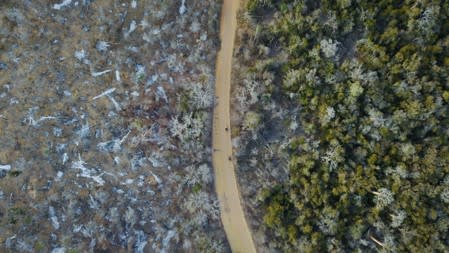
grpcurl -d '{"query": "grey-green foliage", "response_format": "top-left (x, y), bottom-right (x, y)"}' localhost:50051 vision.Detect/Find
top-left (244, 0), bottom-right (449, 252)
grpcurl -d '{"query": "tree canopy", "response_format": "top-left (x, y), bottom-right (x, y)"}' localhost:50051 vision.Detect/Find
top-left (244, 0), bottom-right (449, 251)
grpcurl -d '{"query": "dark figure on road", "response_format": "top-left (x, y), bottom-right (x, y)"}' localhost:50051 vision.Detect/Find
top-left (228, 156), bottom-right (232, 161)
top-left (225, 127), bottom-right (229, 131)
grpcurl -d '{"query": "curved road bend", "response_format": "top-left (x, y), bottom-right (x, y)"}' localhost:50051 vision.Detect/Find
top-left (213, 0), bottom-right (257, 253)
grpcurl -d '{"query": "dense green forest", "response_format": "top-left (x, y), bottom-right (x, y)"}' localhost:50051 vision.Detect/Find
top-left (245, 0), bottom-right (449, 252)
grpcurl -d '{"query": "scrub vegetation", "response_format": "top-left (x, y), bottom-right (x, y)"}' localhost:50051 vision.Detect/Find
top-left (233, 0), bottom-right (449, 252)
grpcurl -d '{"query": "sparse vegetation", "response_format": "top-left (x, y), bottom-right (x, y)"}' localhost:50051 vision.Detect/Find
top-left (0, 0), bottom-right (228, 252)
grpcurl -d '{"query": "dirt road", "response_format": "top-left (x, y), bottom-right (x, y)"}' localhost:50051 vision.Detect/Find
top-left (213, 1), bottom-right (257, 253)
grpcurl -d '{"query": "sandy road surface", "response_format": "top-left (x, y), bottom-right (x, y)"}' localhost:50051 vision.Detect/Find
top-left (213, 0), bottom-right (257, 253)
